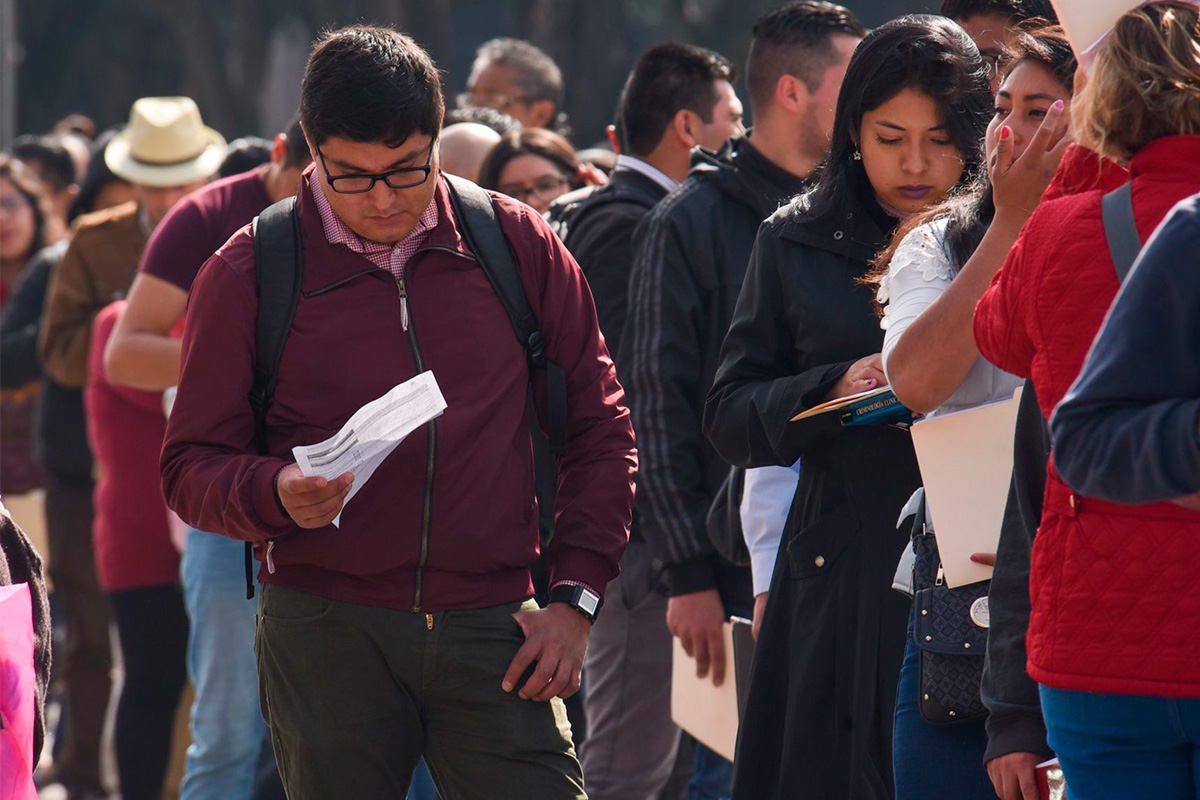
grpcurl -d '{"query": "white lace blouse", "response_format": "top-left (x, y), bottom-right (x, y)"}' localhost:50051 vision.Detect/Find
top-left (878, 218), bottom-right (1022, 418)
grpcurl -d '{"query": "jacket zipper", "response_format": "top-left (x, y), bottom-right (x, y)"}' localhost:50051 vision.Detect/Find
top-left (397, 273), bottom-right (437, 613)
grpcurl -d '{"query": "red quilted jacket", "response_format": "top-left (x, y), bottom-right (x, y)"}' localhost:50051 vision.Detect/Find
top-left (975, 137), bottom-right (1200, 698)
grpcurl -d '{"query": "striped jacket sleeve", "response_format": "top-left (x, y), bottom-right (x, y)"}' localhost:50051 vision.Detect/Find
top-left (619, 190), bottom-right (720, 583)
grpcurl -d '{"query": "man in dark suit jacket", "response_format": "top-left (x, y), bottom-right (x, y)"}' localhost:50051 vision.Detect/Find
top-left (549, 41), bottom-right (745, 800)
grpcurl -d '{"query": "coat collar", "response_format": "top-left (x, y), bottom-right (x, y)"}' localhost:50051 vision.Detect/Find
top-left (778, 190), bottom-right (896, 264)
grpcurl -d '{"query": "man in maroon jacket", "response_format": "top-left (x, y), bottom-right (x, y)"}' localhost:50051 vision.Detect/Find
top-left (160, 25), bottom-right (636, 800)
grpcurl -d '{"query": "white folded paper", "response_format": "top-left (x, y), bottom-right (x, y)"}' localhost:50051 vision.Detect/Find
top-left (292, 371), bottom-right (447, 527)
top-left (909, 387), bottom-right (1023, 587)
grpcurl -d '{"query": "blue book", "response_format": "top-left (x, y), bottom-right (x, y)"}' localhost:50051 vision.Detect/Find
top-left (791, 386), bottom-right (914, 430)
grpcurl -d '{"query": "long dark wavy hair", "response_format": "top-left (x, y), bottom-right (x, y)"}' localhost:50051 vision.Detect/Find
top-left (868, 21), bottom-right (1076, 288)
top-left (796, 14), bottom-right (992, 229)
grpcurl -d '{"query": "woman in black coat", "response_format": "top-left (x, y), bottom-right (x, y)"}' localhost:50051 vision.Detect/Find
top-left (702, 16), bottom-right (992, 800)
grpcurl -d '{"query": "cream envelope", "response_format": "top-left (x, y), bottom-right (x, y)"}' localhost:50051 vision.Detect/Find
top-left (909, 387), bottom-right (1023, 588)
top-left (671, 623), bottom-right (739, 761)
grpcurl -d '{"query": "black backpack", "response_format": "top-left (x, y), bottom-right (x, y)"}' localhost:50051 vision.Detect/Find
top-left (240, 175), bottom-right (568, 598)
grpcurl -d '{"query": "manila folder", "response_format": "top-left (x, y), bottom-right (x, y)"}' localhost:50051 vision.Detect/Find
top-left (909, 387), bottom-right (1022, 587)
top-left (671, 622), bottom-right (739, 762)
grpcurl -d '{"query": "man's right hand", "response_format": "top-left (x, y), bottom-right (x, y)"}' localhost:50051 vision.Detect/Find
top-left (667, 588), bottom-right (727, 686)
top-left (827, 353), bottom-right (887, 401)
top-left (275, 463), bottom-right (354, 528)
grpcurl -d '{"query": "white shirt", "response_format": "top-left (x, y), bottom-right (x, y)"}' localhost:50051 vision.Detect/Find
top-left (739, 463), bottom-right (800, 596)
top-left (613, 154), bottom-right (678, 194)
top-left (877, 218), bottom-right (1022, 593)
top-left (879, 218), bottom-right (1023, 418)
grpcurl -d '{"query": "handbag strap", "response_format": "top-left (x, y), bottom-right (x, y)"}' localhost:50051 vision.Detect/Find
top-left (1101, 183), bottom-right (1142, 284)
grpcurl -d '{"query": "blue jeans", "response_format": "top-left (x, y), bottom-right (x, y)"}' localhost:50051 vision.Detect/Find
top-left (690, 743), bottom-right (733, 800)
top-left (1041, 685), bottom-right (1200, 800)
top-left (893, 615), bottom-right (993, 799)
top-left (407, 759), bottom-right (437, 800)
top-left (180, 528), bottom-right (268, 800)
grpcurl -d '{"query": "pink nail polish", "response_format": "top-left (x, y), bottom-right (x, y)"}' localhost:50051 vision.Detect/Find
top-left (1054, 99), bottom-right (1064, 109)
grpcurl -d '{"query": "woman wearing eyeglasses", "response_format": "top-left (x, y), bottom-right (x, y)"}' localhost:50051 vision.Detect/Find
top-left (478, 129), bottom-right (605, 216)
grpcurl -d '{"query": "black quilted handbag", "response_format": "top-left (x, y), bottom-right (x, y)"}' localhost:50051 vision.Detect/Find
top-left (911, 504), bottom-right (990, 725)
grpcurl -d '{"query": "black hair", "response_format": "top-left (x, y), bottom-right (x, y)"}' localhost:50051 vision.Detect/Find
top-left (443, 106), bottom-right (523, 135)
top-left (941, 0), bottom-right (1058, 23)
top-left (746, 2), bottom-right (866, 112)
top-left (477, 128), bottom-right (581, 193)
top-left (936, 22), bottom-right (1076, 266)
top-left (798, 14), bottom-right (992, 229)
top-left (616, 42), bottom-right (736, 157)
top-left (1004, 19), bottom-right (1076, 96)
top-left (869, 21), bottom-right (1076, 297)
top-left (69, 128), bottom-right (129, 222)
top-left (300, 25), bottom-right (444, 149)
top-left (217, 137), bottom-right (273, 179)
top-left (282, 115), bottom-right (312, 169)
top-left (11, 136), bottom-right (76, 193)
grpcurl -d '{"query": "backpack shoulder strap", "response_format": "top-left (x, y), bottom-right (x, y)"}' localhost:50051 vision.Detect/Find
top-left (246, 195), bottom-right (302, 600)
top-left (250, 196), bottom-right (302, 452)
top-left (443, 174), bottom-right (568, 455)
top-left (442, 175), bottom-right (538, 346)
top-left (1102, 182), bottom-right (1142, 285)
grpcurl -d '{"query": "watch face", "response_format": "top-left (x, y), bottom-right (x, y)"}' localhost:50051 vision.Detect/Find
top-left (577, 589), bottom-right (600, 617)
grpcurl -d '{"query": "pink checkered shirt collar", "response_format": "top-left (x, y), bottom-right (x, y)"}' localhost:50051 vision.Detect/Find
top-left (309, 174), bottom-right (439, 280)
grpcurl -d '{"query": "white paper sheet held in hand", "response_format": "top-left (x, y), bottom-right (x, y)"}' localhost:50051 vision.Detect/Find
top-left (292, 371), bottom-right (447, 526)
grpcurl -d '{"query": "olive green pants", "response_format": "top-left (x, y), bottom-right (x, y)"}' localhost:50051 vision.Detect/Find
top-left (254, 583), bottom-right (585, 799)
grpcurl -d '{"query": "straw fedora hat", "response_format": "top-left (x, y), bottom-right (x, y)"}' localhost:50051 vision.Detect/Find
top-left (105, 97), bottom-right (227, 187)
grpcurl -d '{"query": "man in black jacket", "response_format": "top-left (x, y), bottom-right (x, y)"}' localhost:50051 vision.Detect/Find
top-left (554, 42), bottom-right (742, 800)
top-left (619, 1), bottom-right (863, 791)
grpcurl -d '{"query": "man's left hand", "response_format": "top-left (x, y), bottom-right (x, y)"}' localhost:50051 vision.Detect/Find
top-left (502, 602), bottom-right (592, 702)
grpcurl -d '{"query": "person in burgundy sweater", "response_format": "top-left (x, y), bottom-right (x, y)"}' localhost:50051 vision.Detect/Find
top-left (973, 4), bottom-right (1200, 796)
top-left (160, 26), bottom-right (635, 799)
top-left (86, 300), bottom-right (187, 800)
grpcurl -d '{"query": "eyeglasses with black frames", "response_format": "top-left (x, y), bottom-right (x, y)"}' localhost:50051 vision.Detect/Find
top-left (497, 174), bottom-right (570, 205)
top-left (315, 142), bottom-right (435, 194)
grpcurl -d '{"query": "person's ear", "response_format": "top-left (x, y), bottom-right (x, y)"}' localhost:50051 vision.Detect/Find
top-left (775, 74), bottom-right (810, 115)
top-left (528, 99), bottom-right (557, 129)
top-left (672, 109), bottom-right (700, 149)
top-left (271, 134), bottom-right (288, 166)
